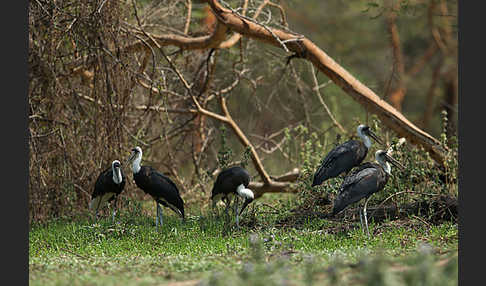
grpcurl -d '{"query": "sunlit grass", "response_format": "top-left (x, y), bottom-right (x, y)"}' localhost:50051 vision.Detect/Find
top-left (29, 204), bottom-right (457, 286)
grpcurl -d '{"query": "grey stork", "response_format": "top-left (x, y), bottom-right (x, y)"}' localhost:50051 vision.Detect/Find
top-left (89, 160), bottom-right (126, 223)
top-left (312, 124), bottom-right (383, 187)
top-left (331, 149), bottom-right (404, 237)
top-left (211, 166), bottom-right (254, 227)
top-left (126, 146), bottom-right (185, 230)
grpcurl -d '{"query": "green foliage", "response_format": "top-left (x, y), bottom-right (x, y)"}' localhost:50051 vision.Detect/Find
top-left (217, 125), bottom-right (234, 170)
top-left (383, 112), bottom-right (458, 206)
top-left (240, 146), bottom-right (252, 169)
top-left (287, 114), bottom-right (458, 220)
top-left (281, 124), bottom-right (339, 211)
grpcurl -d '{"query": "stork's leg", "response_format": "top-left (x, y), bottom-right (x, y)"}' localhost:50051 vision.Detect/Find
top-left (234, 196), bottom-right (240, 228)
top-left (155, 202), bottom-right (162, 231)
top-left (93, 199), bottom-right (101, 223)
top-left (157, 203), bottom-right (164, 230)
top-left (363, 196), bottom-right (372, 238)
top-left (94, 205), bottom-right (101, 223)
top-left (359, 203), bottom-right (364, 231)
top-left (111, 197), bottom-right (118, 224)
top-left (223, 196), bottom-right (230, 219)
top-left (155, 203), bottom-right (159, 230)
top-left (211, 198), bottom-right (218, 218)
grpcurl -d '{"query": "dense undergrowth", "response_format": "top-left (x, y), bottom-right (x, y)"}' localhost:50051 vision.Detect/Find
top-left (283, 113), bottom-right (458, 223)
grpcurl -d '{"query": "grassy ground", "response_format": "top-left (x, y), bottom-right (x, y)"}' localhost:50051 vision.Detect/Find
top-left (29, 198), bottom-right (457, 286)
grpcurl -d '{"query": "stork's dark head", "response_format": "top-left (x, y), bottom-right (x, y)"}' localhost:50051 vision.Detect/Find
top-left (111, 160), bottom-right (123, 184)
top-left (375, 150), bottom-right (404, 175)
top-left (132, 146), bottom-right (142, 154)
top-left (126, 146), bottom-right (142, 164)
top-left (357, 124), bottom-right (384, 145)
top-left (112, 160), bottom-right (121, 169)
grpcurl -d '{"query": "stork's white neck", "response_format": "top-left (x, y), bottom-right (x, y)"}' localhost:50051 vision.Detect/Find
top-left (112, 167), bottom-right (123, 184)
top-left (376, 157), bottom-right (391, 175)
top-left (383, 162), bottom-right (391, 175)
top-left (132, 153), bottom-right (142, 174)
top-left (236, 184), bottom-right (254, 200)
top-left (358, 129), bottom-right (372, 148)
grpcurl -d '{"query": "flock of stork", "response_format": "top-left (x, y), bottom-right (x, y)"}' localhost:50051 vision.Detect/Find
top-left (89, 124), bottom-right (404, 237)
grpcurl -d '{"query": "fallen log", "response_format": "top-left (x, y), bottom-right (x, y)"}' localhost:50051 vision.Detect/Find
top-left (282, 195), bottom-right (457, 225)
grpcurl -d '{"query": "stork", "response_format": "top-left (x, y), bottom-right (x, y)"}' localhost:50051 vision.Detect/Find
top-left (211, 166), bottom-right (254, 227)
top-left (312, 124), bottom-right (383, 187)
top-left (89, 160), bottom-right (126, 223)
top-left (331, 149), bottom-right (404, 237)
top-left (126, 146), bottom-right (185, 230)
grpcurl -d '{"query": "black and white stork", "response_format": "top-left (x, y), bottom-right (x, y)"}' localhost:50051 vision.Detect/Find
top-left (312, 124), bottom-right (383, 187)
top-left (89, 160), bottom-right (126, 222)
top-left (211, 166), bottom-right (254, 227)
top-left (331, 149), bottom-right (404, 237)
top-left (126, 146), bottom-right (185, 230)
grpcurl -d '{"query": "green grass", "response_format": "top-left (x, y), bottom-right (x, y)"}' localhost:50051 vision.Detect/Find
top-left (29, 203), bottom-right (458, 286)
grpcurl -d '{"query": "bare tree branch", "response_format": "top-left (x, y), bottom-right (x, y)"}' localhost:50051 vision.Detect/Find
top-left (308, 62), bottom-right (346, 134)
top-left (421, 58), bottom-right (444, 129)
top-left (184, 0), bottom-right (192, 35)
top-left (205, 0), bottom-right (447, 164)
top-left (385, 0), bottom-right (407, 112)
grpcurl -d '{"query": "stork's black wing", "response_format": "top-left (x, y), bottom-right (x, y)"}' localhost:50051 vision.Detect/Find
top-left (90, 166), bottom-right (126, 211)
top-left (152, 170), bottom-right (180, 195)
top-left (339, 162), bottom-right (376, 189)
top-left (92, 167), bottom-right (112, 199)
top-left (145, 167), bottom-right (185, 219)
top-left (92, 167), bottom-right (125, 198)
top-left (332, 163), bottom-right (384, 215)
top-left (211, 166), bottom-right (250, 199)
top-left (312, 140), bottom-right (367, 186)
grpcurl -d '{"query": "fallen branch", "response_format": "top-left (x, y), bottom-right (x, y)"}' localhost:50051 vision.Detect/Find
top-left (249, 180), bottom-right (296, 198)
top-left (288, 195), bottom-right (457, 226)
top-left (334, 195), bottom-right (457, 224)
top-left (65, 0), bottom-right (447, 164)
top-left (205, 0), bottom-right (447, 164)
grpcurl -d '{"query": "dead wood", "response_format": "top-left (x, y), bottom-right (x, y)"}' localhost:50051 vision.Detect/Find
top-left (204, 0), bottom-right (447, 164)
top-left (301, 195), bottom-right (457, 225)
top-left (63, 0), bottom-right (451, 199)
top-left (66, 0), bottom-right (447, 165)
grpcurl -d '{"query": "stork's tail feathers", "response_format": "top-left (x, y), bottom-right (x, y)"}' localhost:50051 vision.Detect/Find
top-left (330, 208), bottom-right (339, 217)
top-left (89, 196), bottom-right (100, 211)
top-left (311, 174), bottom-right (326, 187)
top-left (89, 193), bottom-right (115, 212)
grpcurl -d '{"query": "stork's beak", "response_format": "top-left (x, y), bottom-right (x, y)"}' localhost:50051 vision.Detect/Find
top-left (239, 198), bottom-right (254, 216)
top-left (125, 151), bottom-right (136, 165)
top-left (367, 130), bottom-right (384, 145)
top-left (384, 153), bottom-right (405, 171)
